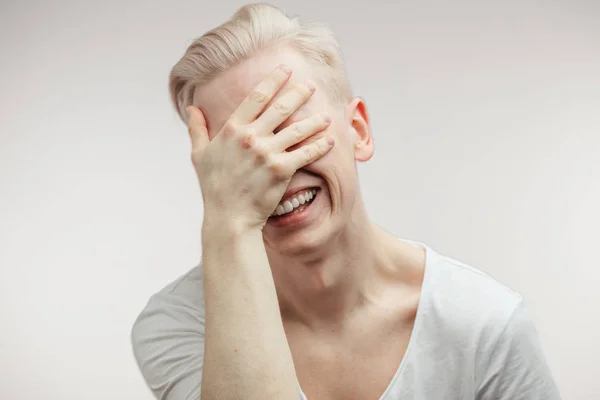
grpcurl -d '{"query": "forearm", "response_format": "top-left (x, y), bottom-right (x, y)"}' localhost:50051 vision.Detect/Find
top-left (199, 221), bottom-right (298, 400)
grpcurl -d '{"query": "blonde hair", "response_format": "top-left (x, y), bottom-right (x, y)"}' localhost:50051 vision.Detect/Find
top-left (168, 3), bottom-right (352, 122)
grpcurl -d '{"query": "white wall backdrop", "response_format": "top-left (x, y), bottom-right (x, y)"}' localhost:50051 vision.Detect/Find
top-left (1, 0), bottom-right (599, 399)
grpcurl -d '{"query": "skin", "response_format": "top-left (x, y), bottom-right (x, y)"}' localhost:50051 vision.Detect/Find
top-left (190, 47), bottom-right (426, 400)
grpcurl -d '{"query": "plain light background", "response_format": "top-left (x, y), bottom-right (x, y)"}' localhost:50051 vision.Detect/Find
top-left (1, 0), bottom-right (599, 399)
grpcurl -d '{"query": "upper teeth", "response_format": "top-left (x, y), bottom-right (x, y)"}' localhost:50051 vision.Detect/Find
top-left (272, 189), bottom-right (317, 216)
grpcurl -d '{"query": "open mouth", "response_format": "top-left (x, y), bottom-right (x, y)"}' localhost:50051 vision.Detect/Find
top-left (270, 187), bottom-right (320, 219)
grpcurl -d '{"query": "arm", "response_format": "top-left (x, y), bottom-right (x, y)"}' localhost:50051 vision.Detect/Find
top-left (200, 223), bottom-right (298, 400)
top-left (130, 238), bottom-right (297, 400)
top-left (140, 62), bottom-right (332, 400)
top-left (477, 300), bottom-right (562, 400)
top-left (132, 64), bottom-right (333, 400)
top-left (187, 64), bottom-right (332, 399)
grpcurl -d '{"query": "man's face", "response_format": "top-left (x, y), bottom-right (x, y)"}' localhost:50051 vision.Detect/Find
top-left (194, 48), bottom-right (374, 255)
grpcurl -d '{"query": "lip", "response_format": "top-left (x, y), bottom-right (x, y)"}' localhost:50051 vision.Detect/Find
top-left (267, 188), bottom-right (321, 228)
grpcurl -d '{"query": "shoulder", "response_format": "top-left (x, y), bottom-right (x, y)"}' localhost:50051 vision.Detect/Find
top-left (132, 264), bottom-right (205, 335)
top-left (417, 246), bottom-right (560, 397)
top-left (423, 246), bottom-right (523, 330)
top-left (131, 263), bottom-right (205, 345)
top-left (414, 245), bottom-right (525, 361)
top-left (130, 264), bottom-right (206, 399)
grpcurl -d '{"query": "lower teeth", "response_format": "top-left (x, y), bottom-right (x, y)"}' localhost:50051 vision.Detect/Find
top-left (288, 203), bottom-right (309, 215)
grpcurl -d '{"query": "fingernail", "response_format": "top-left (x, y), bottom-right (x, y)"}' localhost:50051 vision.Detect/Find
top-left (323, 115), bottom-right (331, 123)
top-left (327, 137), bottom-right (335, 146)
top-left (279, 64), bottom-right (292, 74)
top-left (305, 80), bottom-right (316, 92)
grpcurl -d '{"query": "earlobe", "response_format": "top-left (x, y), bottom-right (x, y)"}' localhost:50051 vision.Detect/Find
top-left (347, 97), bottom-right (374, 162)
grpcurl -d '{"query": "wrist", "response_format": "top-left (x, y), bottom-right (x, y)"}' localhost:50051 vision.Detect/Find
top-left (200, 218), bottom-right (268, 276)
top-left (202, 216), bottom-right (262, 242)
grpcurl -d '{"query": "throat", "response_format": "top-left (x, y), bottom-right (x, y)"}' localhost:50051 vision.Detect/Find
top-left (271, 222), bottom-right (386, 327)
top-left (278, 260), bottom-right (369, 329)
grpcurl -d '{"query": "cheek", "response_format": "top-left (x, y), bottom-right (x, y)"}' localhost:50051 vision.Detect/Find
top-left (330, 120), bottom-right (355, 147)
top-left (311, 126), bottom-right (356, 169)
top-left (308, 142), bottom-right (355, 180)
top-left (333, 129), bottom-right (359, 162)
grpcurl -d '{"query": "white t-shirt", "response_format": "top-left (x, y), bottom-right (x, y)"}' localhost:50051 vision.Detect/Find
top-left (131, 241), bottom-right (561, 399)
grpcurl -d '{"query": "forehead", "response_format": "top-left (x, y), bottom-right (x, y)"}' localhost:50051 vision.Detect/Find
top-left (194, 49), bottom-right (328, 135)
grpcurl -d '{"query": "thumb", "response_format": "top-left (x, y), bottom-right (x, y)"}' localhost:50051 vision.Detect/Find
top-left (186, 106), bottom-right (210, 152)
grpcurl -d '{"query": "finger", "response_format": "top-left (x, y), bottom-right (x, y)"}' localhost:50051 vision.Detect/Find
top-left (229, 64), bottom-right (292, 124)
top-left (255, 80), bottom-right (315, 134)
top-left (285, 136), bottom-right (335, 170)
top-left (269, 114), bottom-right (331, 152)
top-left (186, 106), bottom-right (210, 151)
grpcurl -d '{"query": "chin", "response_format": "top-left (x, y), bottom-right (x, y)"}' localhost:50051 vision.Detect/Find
top-left (265, 223), bottom-right (332, 257)
top-left (263, 187), bottom-right (340, 256)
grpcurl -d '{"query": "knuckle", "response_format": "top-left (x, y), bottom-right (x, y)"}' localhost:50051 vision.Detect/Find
top-left (267, 158), bottom-right (289, 179)
top-left (221, 121), bottom-right (238, 137)
top-left (302, 146), bottom-right (315, 163)
top-left (291, 123), bottom-right (305, 140)
top-left (273, 101), bottom-right (292, 117)
top-left (248, 89), bottom-right (268, 104)
top-left (263, 73), bottom-right (278, 87)
top-left (252, 143), bottom-right (269, 163)
top-left (239, 127), bottom-right (256, 149)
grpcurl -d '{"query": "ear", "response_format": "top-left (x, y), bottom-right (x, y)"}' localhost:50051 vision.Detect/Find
top-left (345, 97), bottom-right (374, 162)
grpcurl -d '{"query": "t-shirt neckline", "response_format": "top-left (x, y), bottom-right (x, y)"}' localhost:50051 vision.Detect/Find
top-left (298, 239), bottom-right (436, 400)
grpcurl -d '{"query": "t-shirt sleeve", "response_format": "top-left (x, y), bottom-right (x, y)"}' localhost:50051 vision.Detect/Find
top-left (477, 300), bottom-right (562, 400)
top-left (131, 290), bottom-right (205, 400)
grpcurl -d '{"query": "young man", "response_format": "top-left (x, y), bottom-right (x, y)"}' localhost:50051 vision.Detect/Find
top-left (131, 4), bottom-right (561, 400)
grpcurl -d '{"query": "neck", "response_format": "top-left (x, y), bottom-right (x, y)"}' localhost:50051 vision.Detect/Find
top-left (266, 202), bottom-right (412, 331)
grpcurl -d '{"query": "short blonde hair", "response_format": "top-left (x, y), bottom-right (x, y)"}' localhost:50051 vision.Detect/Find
top-left (168, 3), bottom-right (353, 122)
